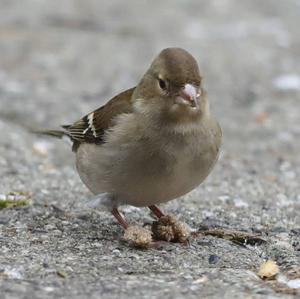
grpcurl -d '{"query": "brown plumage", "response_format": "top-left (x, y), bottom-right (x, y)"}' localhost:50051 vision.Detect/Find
top-left (64, 87), bottom-right (134, 150)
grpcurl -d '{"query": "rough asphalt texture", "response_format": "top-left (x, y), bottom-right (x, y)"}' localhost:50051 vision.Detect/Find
top-left (1, 1), bottom-right (300, 298)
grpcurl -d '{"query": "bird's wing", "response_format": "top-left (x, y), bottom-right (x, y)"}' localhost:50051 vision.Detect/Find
top-left (63, 87), bottom-right (135, 148)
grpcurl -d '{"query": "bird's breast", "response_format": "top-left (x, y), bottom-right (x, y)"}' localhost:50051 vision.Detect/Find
top-left (76, 114), bottom-right (220, 207)
top-left (107, 134), bottom-right (217, 206)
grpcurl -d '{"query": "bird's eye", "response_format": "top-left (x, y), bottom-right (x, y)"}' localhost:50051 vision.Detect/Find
top-left (158, 78), bottom-right (167, 90)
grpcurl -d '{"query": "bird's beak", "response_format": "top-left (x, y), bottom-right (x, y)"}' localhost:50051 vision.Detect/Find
top-left (176, 84), bottom-right (199, 108)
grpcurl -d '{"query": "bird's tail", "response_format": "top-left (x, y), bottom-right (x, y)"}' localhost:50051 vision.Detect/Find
top-left (31, 129), bottom-right (68, 139)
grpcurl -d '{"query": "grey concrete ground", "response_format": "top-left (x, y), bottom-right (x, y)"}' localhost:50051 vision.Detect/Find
top-left (0, 0), bottom-right (300, 298)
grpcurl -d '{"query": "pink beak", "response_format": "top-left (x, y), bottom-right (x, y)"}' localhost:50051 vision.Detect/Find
top-left (178, 84), bottom-right (199, 108)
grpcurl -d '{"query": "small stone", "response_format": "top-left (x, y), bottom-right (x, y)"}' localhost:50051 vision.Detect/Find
top-left (193, 275), bottom-right (208, 284)
top-left (233, 198), bottom-right (249, 208)
top-left (208, 254), bottom-right (220, 264)
top-left (272, 74), bottom-right (300, 91)
top-left (287, 279), bottom-right (300, 289)
top-left (32, 141), bottom-right (51, 157)
top-left (2, 268), bottom-right (23, 279)
top-left (56, 269), bottom-right (67, 278)
top-left (112, 249), bottom-right (121, 256)
top-left (0, 216), bottom-right (10, 224)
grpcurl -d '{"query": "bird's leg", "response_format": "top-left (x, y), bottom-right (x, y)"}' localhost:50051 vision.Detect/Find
top-left (111, 208), bottom-right (129, 229)
top-left (148, 205), bottom-right (165, 218)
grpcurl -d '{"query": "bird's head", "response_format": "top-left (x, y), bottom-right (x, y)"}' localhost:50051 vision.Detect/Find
top-left (133, 48), bottom-right (208, 125)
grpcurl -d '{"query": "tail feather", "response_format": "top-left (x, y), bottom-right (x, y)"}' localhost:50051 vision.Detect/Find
top-left (31, 129), bottom-right (68, 139)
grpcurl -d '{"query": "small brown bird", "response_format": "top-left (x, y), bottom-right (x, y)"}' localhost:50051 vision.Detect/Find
top-left (38, 48), bottom-right (222, 246)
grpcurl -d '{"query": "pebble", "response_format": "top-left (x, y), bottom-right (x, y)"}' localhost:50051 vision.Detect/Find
top-left (272, 74), bottom-right (300, 91)
top-left (287, 278), bottom-right (300, 289)
top-left (209, 255), bottom-right (220, 264)
top-left (0, 216), bottom-right (10, 224)
top-left (32, 141), bottom-right (51, 157)
top-left (2, 268), bottom-right (23, 279)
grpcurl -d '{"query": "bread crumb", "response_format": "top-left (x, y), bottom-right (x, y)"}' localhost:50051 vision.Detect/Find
top-left (258, 260), bottom-right (279, 280)
top-left (152, 215), bottom-right (190, 243)
top-left (123, 226), bottom-right (153, 248)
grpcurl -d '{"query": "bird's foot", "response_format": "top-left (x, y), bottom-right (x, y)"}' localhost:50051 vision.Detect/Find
top-left (151, 214), bottom-right (191, 243)
top-left (123, 225), bottom-right (154, 248)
